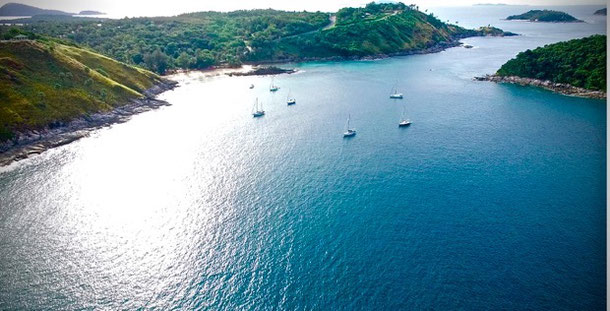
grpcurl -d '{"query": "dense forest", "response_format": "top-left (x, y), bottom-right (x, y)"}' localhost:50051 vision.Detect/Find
top-left (0, 2), bottom-right (510, 74)
top-left (496, 35), bottom-right (606, 91)
top-left (0, 37), bottom-right (162, 140)
top-left (247, 3), bottom-right (512, 61)
top-left (506, 10), bottom-right (581, 22)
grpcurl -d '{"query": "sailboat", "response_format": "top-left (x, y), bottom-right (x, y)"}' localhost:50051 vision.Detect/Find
top-left (343, 114), bottom-right (356, 137)
top-left (399, 106), bottom-right (411, 127)
top-left (269, 76), bottom-right (279, 92)
top-left (287, 89), bottom-right (296, 105)
top-left (389, 83), bottom-right (403, 99)
top-left (252, 98), bottom-right (265, 117)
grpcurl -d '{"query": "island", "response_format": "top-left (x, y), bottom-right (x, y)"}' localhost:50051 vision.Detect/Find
top-left (1, 2), bottom-right (514, 74)
top-left (594, 8), bottom-right (606, 16)
top-left (0, 3), bottom-right (73, 16)
top-left (506, 10), bottom-right (582, 22)
top-left (78, 10), bottom-right (105, 15)
top-left (0, 30), bottom-right (176, 163)
top-left (476, 35), bottom-right (606, 99)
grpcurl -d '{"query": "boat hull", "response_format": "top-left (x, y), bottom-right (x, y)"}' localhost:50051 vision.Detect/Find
top-left (343, 130), bottom-right (356, 137)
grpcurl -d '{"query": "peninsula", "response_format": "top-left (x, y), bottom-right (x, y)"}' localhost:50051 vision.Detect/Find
top-left (477, 35), bottom-right (606, 99)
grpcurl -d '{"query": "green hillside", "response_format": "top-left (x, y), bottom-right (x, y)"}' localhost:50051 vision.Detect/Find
top-left (248, 4), bottom-right (511, 61)
top-left (0, 37), bottom-right (163, 140)
top-left (3, 2), bottom-right (512, 73)
top-left (497, 35), bottom-right (606, 91)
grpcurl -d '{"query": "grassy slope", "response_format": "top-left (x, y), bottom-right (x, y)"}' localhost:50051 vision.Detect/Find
top-left (0, 39), bottom-right (162, 140)
top-left (497, 35), bottom-right (606, 91)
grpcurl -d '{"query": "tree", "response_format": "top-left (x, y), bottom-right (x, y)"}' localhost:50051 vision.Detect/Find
top-left (195, 49), bottom-right (215, 68)
top-left (144, 49), bottom-right (170, 73)
top-left (176, 51), bottom-right (195, 69)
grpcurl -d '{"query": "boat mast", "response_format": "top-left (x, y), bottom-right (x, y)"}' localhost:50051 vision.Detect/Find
top-left (346, 114), bottom-right (351, 130)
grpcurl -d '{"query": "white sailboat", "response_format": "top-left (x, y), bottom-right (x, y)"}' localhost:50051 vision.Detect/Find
top-left (269, 76), bottom-right (279, 92)
top-left (389, 83), bottom-right (403, 99)
top-left (252, 98), bottom-right (265, 117)
top-left (399, 106), bottom-right (411, 127)
top-left (287, 89), bottom-right (296, 105)
top-left (343, 114), bottom-right (356, 137)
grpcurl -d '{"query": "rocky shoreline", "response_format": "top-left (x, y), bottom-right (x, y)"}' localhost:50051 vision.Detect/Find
top-left (226, 66), bottom-right (296, 76)
top-left (474, 74), bottom-right (606, 99)
top-left (247, 32), bottom-right (516, 65)
top-left (246, 40), bottom-right (464, 65)
top-left (0, 79), bottom-right (178, 167)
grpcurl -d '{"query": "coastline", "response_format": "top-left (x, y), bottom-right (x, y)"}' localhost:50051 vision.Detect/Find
top-left (244, 40), bottom-right (464, 66)
top-left (0, 79), bottom-right (178, 167)
top-left (475, 74), bottom-right (606, 99)
top-left (0, 34), bottom-right (507, 167)
top-left (242, 30), bottom-right (516, 65)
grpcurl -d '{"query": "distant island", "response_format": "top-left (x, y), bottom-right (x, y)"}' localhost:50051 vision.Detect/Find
top-left (477, 35), bottom-right (606, 98)
top-left (78, 10), bottom-right (105, 15)
top-left (506, 10), bottom-right (582, 22)
top-left (594, 8), bottom-right (606, 16)
top-left (0, 3), bottom-right (73, 16)
top-left (1, 2), bottom-right (514, 74)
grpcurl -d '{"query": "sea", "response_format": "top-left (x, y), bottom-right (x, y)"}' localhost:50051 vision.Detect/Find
top-left (0, 5), bottom-right (606, 310)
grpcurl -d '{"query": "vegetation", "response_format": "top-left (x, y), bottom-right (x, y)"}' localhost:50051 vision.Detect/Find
top-left (248, 3), bottom-right (478, 61)
top-left (506, 10), bottom-right (582, 22)
top-left (2, 2), bottom-right (510, 73)
top-left (497, 35), bottom-right (606, 91)
top-left (0, 36), bottom-right (162, 141)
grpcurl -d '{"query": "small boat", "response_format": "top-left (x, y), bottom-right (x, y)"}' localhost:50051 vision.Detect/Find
top-left (269, 76), bottom-right (279, 92)
top-left (249, 84), bottom-right (254, 89)
top-left (287, 90), bottom-right (296, 105)
top-left (389, 82), bottom-right (403, 99)
top-left (399, 119), bottom-right (411, 127)
top-left (343, 114), bottom-right (356, 137)
top-left (399, 106), bottom-right (411, 127)
top-left (252, 98), bottom-right (265, 117)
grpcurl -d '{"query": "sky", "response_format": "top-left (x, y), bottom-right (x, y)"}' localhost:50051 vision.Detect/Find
top-left (0, 0), bottom-right (605, 17)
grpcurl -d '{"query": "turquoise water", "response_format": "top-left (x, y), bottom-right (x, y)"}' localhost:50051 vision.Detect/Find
top-left (0, 5), bottom-right (606, 310)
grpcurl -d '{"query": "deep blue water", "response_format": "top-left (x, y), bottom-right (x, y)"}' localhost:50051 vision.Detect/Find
top-left (0, 5), bottom-right (606, 310)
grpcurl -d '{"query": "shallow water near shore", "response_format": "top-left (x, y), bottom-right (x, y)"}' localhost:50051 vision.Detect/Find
top-left (0, 5), bottom-right (606, 310)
